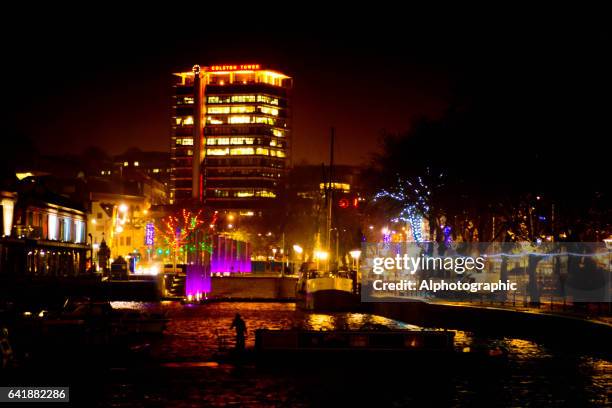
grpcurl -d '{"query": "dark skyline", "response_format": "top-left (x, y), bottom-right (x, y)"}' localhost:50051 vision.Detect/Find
top-left (6, 18), bottom-right (610, 166)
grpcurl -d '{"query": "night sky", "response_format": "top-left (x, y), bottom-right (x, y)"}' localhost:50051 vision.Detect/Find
top-left (6, 14), bottom-right (610, 166)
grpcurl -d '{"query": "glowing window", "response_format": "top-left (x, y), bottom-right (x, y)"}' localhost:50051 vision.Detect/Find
top-left (134, 161), bottom-right (139, 167)
top-left (208, 138), bottom-right (229, 145)
top-left (319, 182), bottom-right (350, 192)
top-left (176, 116), bottom-right (194, 125)
top-left (207, 148), bottom-right (230, 156)
top-left (260, 106), bottom-right (279, 116)
top-left (75, 220), bottom-right (84, 243)
top-left (272, 129), bottom-right (283, 137)
top-left (178, 96), bottom-right (194, 104)
top-left (230, 147), bottom-right (255, 155)
top-left (231, 95), bottom-right (256, 103)
top-left (230, 137), bottom-right (254, 145)
top-left (177, 138), bottom-right (193, 146)
top-left (63, 218), bottom-right (71, 242)
top-left (231, 106), bottom-right (256, 113)
top-left (270, 139), bottom-right (277, 147)
top-left (236, 190), bottom-right (254, 197)
top-left (48, 213), bottom-right (58, 240)
top-left (208, 106), bottom-right (230, 114)
top-left (256, 148), bottom-right (269, 155)
top-left (255, 117), bottom-right (274, 125)
top-left (229, 116), bottom-right (251, 124)
top-left (256, 190), bottom-right (276, 198)
top-left (277, 150), bottom-right (286, 158)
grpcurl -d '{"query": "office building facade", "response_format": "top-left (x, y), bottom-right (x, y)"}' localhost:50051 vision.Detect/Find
top-left (171, 64), bottom-right (292, 211)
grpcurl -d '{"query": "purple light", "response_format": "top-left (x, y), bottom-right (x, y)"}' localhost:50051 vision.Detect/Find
top-left (145, 222), bottom-right (155, 246)
top-left (210, 236), bottom-right (252, 274)
top-left (185, 264), bottom-right (211, 298)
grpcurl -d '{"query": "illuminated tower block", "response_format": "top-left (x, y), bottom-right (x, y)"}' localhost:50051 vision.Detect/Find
top-left (170, 64), bottom-right (292, 212)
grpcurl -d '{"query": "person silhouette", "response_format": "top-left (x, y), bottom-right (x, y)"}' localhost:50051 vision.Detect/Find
top-left (230, 313), bottom-right (247, 351)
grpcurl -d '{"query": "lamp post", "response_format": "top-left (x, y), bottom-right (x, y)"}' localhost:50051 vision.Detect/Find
top-left (293, 244), bottom-right (303, 275)
top-left (349, 249), bottom-right (362, 294)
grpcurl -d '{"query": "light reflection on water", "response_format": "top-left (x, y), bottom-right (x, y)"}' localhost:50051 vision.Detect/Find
top-left (102, 301), bottom-right (611, 407)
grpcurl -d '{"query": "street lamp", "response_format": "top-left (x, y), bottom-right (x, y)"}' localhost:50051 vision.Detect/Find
top-left (293, 244), bottom-right (303, 254)
top-left (349, 249), bottom-right (362, 273)
top-left (349, 249), bottom-right (361, 262)
top-left (349, 249), bottom-right (362, 294)
top-left (314, 250), bottom-right (328, 261)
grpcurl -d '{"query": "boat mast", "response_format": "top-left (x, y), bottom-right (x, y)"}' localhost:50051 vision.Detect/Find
top-left (326, 127), bottom-right (334, 271)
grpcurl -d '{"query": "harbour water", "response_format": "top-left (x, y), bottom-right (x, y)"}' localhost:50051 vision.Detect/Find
top-left (11, 301), bottom-right (609, 407)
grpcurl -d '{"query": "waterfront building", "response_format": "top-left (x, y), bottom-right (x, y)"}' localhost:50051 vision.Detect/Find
top-left (0, 184), bottom-right (89, 277)
top-left (170, 64), bottom-right (292, 211)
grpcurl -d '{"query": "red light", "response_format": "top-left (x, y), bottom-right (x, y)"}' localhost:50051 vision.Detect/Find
top-left (352, 198), bottom-right (359, 208)
top-left (338, 198), bottom-right (350, 209)
top-left (210, 64), bottom-right (260, 72)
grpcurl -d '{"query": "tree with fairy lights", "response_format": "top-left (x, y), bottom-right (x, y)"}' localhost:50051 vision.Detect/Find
top-left (373, 175), bottom-right (436, 242)
top-left (156, 209), bottom-right (217, 270)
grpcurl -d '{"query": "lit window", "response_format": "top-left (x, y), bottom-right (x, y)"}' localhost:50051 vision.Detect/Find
top-left (48, 213), bottom-right (58, 240)
top-left (254, 117), bottom-right (274, 125)
top-left (208, 138), bottom-right (229, 145)
top-left (63, 218), bottom-right (71, 242)
top-left (272, 129), bottom-right (283, 137)
top-left (231, 95), bottom-right (256, 103)
top-left (207, 117), bottom-right (224, 125)
top-left (230, 137), bottom-right (254, 145)
top-left (230, 147), bottom-right (254, 155)
top-left (75, 220), bottom-right (84, 243)
top-left (123, 161), bottom-right (129, 167)
top-left (236, 190), bottom-right (254, 197)
top-left (231, 106), bottom-right (256, 113)
top-left (134, 161), bottom-right (139, 167)
top-left (260, 106), bottom-right (279, 116)
top-left (229, 116), bottom-right (251, 124)
top-left (180, 138), bottom-right (193, 146)
top-left (256, 190), bottom-right (276, 198)
top-left (176, 116), bottom-right (194, 125)
top-left (153, 169), bottom-right (160, 173)
top-left (277, 150), bottom-right (286, 158)
top-left (256, 148), bottom-right (269, 156)
top-left (270, 139), bottom-right (277, 147)
top-left (208, 96), bottom-right (220, 104)
top-left (208, 106), bottom-right (230, 114)
top-left (319, 182), bottom-right (350, 193)
top-left (207, 148), bottom-right (230, 156)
